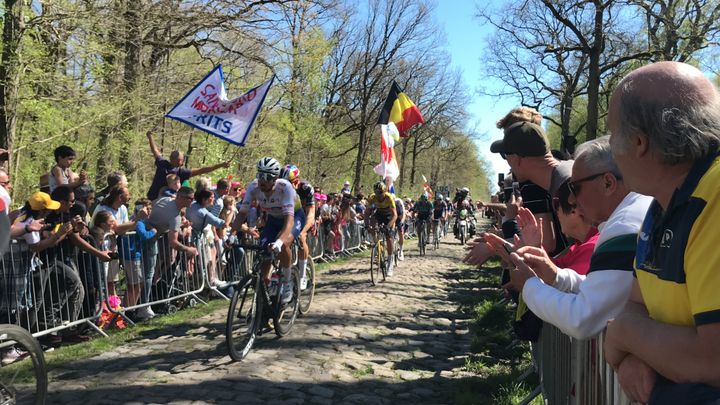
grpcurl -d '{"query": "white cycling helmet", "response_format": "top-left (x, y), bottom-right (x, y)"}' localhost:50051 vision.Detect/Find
top-left (461, 187), bottom-right (470, 193)
top-left (256, 157), bottom-right (281, 181)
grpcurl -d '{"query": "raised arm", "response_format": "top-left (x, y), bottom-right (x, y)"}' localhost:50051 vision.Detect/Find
top-left (190, 160), bottom-right (230, 177)
top-left (146, 130), bottom-right (162, 160)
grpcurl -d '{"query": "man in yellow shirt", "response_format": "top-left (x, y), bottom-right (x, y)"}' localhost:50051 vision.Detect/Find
top-left (365, 181), bottom-right (398, 275)
top-left (604, 61), bottom-right (720, 404)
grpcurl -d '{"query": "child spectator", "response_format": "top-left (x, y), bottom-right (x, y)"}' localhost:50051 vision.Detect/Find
top-left (49, 145), bottom-right (87, 192)
top-left (159, 173), bottom-right (181, 199)
top-left (132, 199), bottom-right (159, 311)
top-left (118, 199), bottom-right (157, 320)
top-left (91, 210), bottom-right (119, 297)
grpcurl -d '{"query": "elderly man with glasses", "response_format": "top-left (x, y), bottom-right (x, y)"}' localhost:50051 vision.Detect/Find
top-left (491, 136), bottom-right (652, 340)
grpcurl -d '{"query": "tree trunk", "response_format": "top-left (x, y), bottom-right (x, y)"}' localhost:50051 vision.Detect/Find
top-left (0, 0), bottom-right (24, 157)
top-left (410, 135), bottom-right (418, 186)
top-left (585, 1), bottom-right (604, 142)
top-left (119, 0), bottom-right (143, 176)
top-left (352, 126), bottom-right (367, 191)
top-left (398, 137), bottom-right (409, 190)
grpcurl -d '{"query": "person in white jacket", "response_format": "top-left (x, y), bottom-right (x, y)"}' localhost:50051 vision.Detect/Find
top-left (499, 136), bottom-right (653, 340)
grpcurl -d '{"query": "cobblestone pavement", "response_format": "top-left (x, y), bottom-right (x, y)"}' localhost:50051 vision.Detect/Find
top-left (48, 233), bottom-right (481, 404)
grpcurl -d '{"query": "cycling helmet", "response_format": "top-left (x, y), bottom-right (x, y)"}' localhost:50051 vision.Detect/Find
top-left (373, 181), bottom-right (387, 194)
top-left (436, 193), bottom-right (443, 200)
top-left (420, 192), bottom-right (429, 201)
top-left (279, 164), bottom-right (300, 182)
top-left (256, 157), bottom-right (281, 181)
top-left (461, 187), bottom-right (470, 193)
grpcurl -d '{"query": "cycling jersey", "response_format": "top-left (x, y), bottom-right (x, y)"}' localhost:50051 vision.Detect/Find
top-left (414, 200), bottom-right (433, 218)
top-left (239, 179), bottom-right (297, 219)
top-left (433, 200), bottom-right (447, 220)
top-left (395, 198), bottom-right (405, 227)
top-left (368, 192), bottom-right (396, 214)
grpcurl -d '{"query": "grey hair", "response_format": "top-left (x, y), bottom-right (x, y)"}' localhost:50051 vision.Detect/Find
top-left (195, 176), bottom-right (212, 191)
top-left (615, 81), bottom-right (720, 164)
top-left (106, 171), bottom-right (125, 187)
top-left (574, 135), bottom-right (622, 177)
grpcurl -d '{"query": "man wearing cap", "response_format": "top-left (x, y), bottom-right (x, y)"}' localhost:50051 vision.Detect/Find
top-left (341, 181), bottom-right (352, 195)
top-left (490, 119), bottom-right (572, 254)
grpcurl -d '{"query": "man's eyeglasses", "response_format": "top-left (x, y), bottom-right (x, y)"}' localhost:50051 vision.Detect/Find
top-left (568, 172), bottom-right (621, 196)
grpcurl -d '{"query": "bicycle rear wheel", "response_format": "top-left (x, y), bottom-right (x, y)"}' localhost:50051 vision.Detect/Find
top-left (298, 258), bottom-right (316, 315)
top-left (274, 268), bottom-right (300, 337)
top-left (418, 225), bottom-right (426, 256)
top-left (0, 324), bottom-right (47, 405)
top-left (226, 276), bottom-right (262, 361)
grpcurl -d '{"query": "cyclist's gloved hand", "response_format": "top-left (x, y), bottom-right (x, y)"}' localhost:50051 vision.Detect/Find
top-left (270, 239), bottom-right (283, 253)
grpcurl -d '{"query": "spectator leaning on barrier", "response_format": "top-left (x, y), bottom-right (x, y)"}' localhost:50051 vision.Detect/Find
top-left (488, 136), bottom-right (652, 340)
top-left (119, 199), bottom-right (157, 321)
top-left (145, 129), bottom-right (230, 200)
top-left (149, 186), bottom-right (199, 256)
top-left (603, 61), bottom-right (720, 404)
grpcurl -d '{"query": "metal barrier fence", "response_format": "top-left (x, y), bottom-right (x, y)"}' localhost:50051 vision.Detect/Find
top-left (1, 236), bottom-right (108, 338)
top-left (527, 323), bottom-right (634, 405)
top-left (0, 220), bottom-right (374, 338)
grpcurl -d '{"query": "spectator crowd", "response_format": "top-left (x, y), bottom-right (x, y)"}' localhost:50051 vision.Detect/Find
top-left (467, 61), bottom-right (720, 405)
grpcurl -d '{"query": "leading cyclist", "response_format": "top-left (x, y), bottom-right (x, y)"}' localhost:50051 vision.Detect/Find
top-left (234, 157), bottom-right (304, 304)
top-left (365, 181), bottom-right (398, 276)
top-left (413, 192), bottom-right (433, 240)
top-left (279, 164), bottom-right (315, 290)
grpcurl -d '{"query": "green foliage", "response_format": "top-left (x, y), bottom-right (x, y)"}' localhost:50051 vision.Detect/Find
top-left (2, 1), bottom-right (489, 209)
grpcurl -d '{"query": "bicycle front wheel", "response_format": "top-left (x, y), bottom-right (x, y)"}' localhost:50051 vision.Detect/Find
top-left (226, 276), bottom-right (262, 361)
top-left (274, 268), bottom-right (300, 337)
top-left (298, 259), bottom-right (316, 316)
top-left (370, 243), bottom-right (381, 286)
top-left (0, 324), bottom-right (47, 405)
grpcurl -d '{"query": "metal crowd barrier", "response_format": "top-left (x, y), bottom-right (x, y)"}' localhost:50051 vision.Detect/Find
top-left (1, 236), bottom-right (108, 339)
top-left (1, 215), bottom-right (377, 340)
top-left (526, 324), bottom-right (634, 405)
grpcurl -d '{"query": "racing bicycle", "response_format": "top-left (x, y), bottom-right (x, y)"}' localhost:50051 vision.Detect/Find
top-left (0, 324), bottom-right (48, 405)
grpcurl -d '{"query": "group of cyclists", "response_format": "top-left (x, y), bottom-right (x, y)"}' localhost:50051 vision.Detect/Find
top-left (235, 156), bottom-right (476, 307)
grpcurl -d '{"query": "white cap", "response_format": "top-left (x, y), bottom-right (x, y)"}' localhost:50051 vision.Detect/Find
top-left (344, 181), bottom-right (350, 186)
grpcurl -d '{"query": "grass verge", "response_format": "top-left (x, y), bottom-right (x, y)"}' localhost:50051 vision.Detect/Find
top-left (451, 253), bottom-right (543, 405)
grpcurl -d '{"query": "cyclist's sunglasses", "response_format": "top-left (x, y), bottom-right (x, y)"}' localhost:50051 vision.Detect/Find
top-left (257, 171), bottom-right (278, 182)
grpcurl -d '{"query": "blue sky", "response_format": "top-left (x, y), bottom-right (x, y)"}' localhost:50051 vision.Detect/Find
top-left (435, 1), bottom-right (514, 191)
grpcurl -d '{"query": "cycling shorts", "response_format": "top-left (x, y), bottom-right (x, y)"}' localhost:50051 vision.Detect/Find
top-left (375, 212), bottom-right (392, 226)
top-left (259, 209), bottom-right (306, 248)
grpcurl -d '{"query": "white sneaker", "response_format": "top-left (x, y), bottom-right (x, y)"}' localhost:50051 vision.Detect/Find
top-left (280, 281), bottom-right (294, 304)
top-left (211, 279), bottom-right (229, 288)
top-left (2, 347), bottom-right (28, 365)
top-left (146, 306), bottom-right (156, 318)
top-left (300, 276), bottom-right (308, 291)
top-left (135, 306), bottom-right (155, 321)
top-left (386, 260), bottom-right (394, 277)
top-left (398, 250), bottom-right (404, 261)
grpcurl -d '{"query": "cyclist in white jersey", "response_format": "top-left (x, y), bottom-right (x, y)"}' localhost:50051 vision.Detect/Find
top-left (234, 157), bottom-right (305, 304)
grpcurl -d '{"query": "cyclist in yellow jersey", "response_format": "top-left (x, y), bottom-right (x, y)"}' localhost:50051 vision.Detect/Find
top-left (365, 181), bottom-right (398, 275)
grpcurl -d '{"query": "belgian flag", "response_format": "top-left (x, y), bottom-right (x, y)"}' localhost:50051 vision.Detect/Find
top-left (377, 81), bottom-right (425, 138)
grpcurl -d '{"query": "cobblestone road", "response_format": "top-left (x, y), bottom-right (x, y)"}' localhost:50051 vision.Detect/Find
top-left (48, 233), bottom-right (480, 404)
